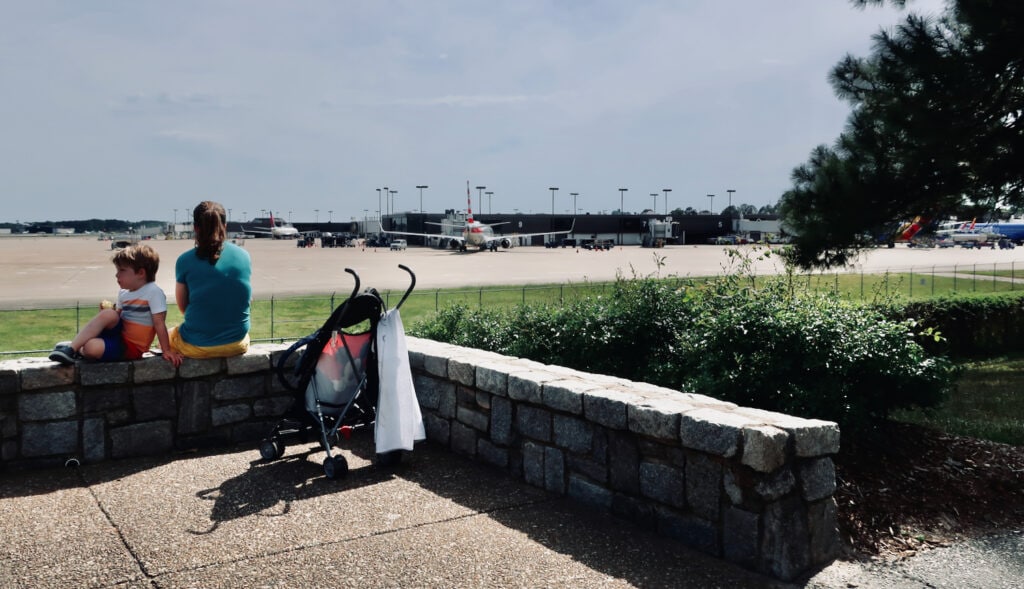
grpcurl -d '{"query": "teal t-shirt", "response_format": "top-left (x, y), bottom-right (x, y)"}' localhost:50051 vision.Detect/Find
top-left (175, 242), bottom-right (252, 346)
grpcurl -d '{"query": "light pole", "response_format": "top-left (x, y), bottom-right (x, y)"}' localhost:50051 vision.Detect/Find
top-left (549, 187), bottom-right (559, 215)
top-left (363, 209), bottom-right (368, 237)
top-left (662, 188), bottom-right (671, 215)
top-left (416, 185), bottom-right (428, 215)
top-left (570, 192), bottom-right (578, 215)
top-left (618, 188), bottom-right (628, 214)
top-left (314, 209), bottom-right (319, 223)
top-left (475, 186), bottom-right (486, 213)
top-left (328, 210), bottom-right (333, 224)
top-left (173, 208), bottom-right (178, 226)
top-left (389, 190), bottom-right (397, 226)
top-left (376, 188), bottom-right (382, 227)
top-left (485, 191), bottom-right (493, 214)
top-left (727, 189), bottom-right (736, 215)
top-left (650, 193), bottom-right (657, 211)
top-left (383, 186), bottom-right (390, 218)
top-left (706, 194), bottom-right (714, 214)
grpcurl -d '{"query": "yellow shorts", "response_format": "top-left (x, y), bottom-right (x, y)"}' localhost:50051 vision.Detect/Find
top-left (168, 327), bottom-right (250, 359)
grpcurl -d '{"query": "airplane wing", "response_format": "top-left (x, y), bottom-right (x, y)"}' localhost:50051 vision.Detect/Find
top-left (484, 220), bottom-right (575, 243)
top-left (243, 226), bottom-right (274, 236)
top-left (379, 224), bottom-right (466, 247)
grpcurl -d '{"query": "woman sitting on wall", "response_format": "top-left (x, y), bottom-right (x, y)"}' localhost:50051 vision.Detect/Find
top-left (169, 200), bottom-right (252, 359)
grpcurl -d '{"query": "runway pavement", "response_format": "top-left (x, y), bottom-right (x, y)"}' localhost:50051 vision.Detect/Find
top-left (3, 235), bottom-right (1024, 308)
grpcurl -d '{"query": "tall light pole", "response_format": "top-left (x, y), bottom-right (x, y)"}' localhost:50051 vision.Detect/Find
top-left (376, 188), bottom-right (382, 226)
top-left (618, 188), bottom-right (628, 214)
top-left (287, 210), bottom-right (292, 222)
top-left (363, 209), bottom-right (368, 237)
top-left (727, 189), bottom-right (736, 215)
top-left (328, 210), bottom-right (333, 224)
top-left (314, 209), bottom-right (319, 223)
top-left (662, 188), bottom-right (672, 215)
top-left (383, 186), bottom-right (390, 218)
top-left (706, 194), bottom-right (715, 214)
top-left (549, 187), bottom-right (559, 214)
top-left (475, 185), bottom-right (486, 213)
top-left (173, 208), bottom-right (177, 226)
top-left (650, 193), bottom-right (657, 211)
top-left (416, 185), bottom-right (428, 214)
top-left (485, 191), bottom-right (493, 214)
top-left (389, 190), bottom-right (397, 226)
top-left (570, 192), bottom-right (578, 215)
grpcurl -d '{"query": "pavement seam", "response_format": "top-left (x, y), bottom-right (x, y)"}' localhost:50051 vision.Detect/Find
top-left (73, 466), bottom-right (156, 583)
top-left (136, 498), bottom-right (557, 583)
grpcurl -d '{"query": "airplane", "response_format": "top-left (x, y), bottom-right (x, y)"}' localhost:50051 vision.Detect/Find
top-left (380, 181), bottom-right (575, 252)
top-left (244, 212), bottom-right (302, 239)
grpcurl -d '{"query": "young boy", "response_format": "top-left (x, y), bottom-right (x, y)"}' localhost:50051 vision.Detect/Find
top-left (49, 243), bottom-right (182, 367)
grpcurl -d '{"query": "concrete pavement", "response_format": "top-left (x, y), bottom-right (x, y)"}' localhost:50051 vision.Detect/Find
top-left (4, 432), bottom-right (1022, 588)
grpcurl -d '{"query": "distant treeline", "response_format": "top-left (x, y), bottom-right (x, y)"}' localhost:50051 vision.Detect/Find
top-left (0, 219), bottom-right (165, 234)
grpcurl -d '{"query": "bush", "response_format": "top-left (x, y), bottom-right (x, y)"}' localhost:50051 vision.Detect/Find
top-left (409, 257), bottom-right (956, 435)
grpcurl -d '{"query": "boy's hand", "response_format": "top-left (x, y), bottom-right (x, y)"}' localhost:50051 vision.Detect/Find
top-left (162, 349), bottom-right (183, 367)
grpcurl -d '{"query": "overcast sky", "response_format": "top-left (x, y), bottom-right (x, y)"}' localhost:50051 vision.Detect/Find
top-left (1, 0), bottom-right (947, 224)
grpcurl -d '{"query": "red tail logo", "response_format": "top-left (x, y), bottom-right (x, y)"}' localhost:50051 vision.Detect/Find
top-left (466, 181), bottom-right (474, 223)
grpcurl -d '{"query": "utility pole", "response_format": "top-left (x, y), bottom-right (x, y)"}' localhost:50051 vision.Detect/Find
top-left (662, 188), bottom-right (671, 215)
top-left (549, 187), bottom-right (559, 215)
top-left (416, 185), bottom-right (428, 214)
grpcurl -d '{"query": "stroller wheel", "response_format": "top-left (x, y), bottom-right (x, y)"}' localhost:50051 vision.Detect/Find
top-left (376, 450), bottom-right (403, 467)
top-left (323, 455), bottom-right (349, 479)
top-left (259, 438), bottom-right (285, 461)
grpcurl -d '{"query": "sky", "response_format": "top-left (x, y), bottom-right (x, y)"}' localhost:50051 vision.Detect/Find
top-left (1, 0), bottom-right (948, 224)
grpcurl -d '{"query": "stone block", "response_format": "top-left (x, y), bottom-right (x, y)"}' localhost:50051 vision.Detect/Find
top-left (132, 384), bottom-right (177, 420)
top-left (611, 494), bottom-right (657, 529)
top-left (544, 446), bottom-right (565, 494)
top-left (477, 438), bottom-right (508, 468)
top-left (476, 365), bottom-right (508, 396)
top-left (133, 356), bottom-right (177, 383)
top-left (177, 381), bottom-right (211, 434)
top-left (20, 363), bottom-right (75, 390)
top-left (741, 425), bottom-right (789, 473)
top-left (213, 375), bottom-right (264, 401)
top-left (607, 431), bottom-right (640, 494)
top-left (733, 408), bottom-right (840, 457)
top-left (83, 417), bottom-right (105, 463)
top-left (658, 509), bottom-right (720, 556)
top-left (437, 382), bottom-right (457, 419)
top-left (423, 413), bottom-right (450, 445)
top-left (685, 452), bottom-right (722, 521)
top-left (474, 391), bottom-right (491, 409)
top-left (582, 389), bottom-right (644, 430)
top-left (1, 412), bottom-right (16, 437)
top-left (640, 461), bottom-right (686, 509)
top-left (628, 397), bottom-right (684, 441)
top-left (552, 414), bottom-right (592, 454)
top-left (413, 374), bottom-right (452, 411)
top-left (567, 474), bottom-right (613, 510)
top-left (110, 421), bottom-right (173, 459)
top-left (722, 506), bottom-right (760, 567)
top-left (212, 403), bottom-right (251, 426)
top-left (21, 421), bottom-right (77, 457)
top-left (808, 498), bottom-right (841, 565)
top-left (448, 358), bottom-right (475, 386)
top-left (566, 454), bottom-right (607, 483)
top-left (507, 371), bottom-right (548, 404)
top-left (79, 361), bottom-right (131, 386)
top-left (679, 408), bottom-right (752, 458)
top-left (253, 396), bottom-right (293, 417)
top-left (798, 457), bottom-right (837, 502)
top-left (226, 349), bottom-right (271, 374)
top-left (523, 441), bottom-right (545, 488)
top-left (81, 387), bottom-right (130, 414)
top-left (422, 354), bottom-right (448, 378)
top-left (759, 495), bottom-right (811, 581)
top-left (450, 421), bottom-right (477, 456)
top-left (754, 467), bottom-right (796, 501)
top-left (490, 396), bottom-right (512, 445)
top-left (542, 380), bottom-right (590, 414)
top-left (456, 406), bottom-right (489, 432)
top-left (0, 367), bottom-right (18, 395)
top-left (178, 357), bottom-right (222, 378)
top-left (516, 405), bottom-right (552, 442)
top-left (19, 390), bottom-right (76, 420)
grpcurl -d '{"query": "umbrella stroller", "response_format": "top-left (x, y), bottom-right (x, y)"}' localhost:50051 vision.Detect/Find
top-left (258, 264), bottom-right (422, 479)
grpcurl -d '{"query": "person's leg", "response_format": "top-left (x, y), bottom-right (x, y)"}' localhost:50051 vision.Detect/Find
top-left (71, 309), bottom-right (121, 358)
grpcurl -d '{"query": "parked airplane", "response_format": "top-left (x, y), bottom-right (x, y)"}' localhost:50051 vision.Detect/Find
top-left (381, 182), bottom-right (574, 251)
top-left (973, 220), bottom-right (1024, 243)
top-left (244, 212), bottom-right (301, 239)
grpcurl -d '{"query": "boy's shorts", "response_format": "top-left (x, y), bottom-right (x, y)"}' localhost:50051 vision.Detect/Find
top-left (98, 320), bottom-right (146, 361)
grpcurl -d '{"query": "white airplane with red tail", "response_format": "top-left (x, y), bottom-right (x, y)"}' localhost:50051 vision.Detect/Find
top-left (382, 181), bottom-right (574, 252)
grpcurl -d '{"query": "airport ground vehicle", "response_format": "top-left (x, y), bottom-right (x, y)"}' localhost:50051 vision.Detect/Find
top-left (389, 239), bottom-right (407, 251)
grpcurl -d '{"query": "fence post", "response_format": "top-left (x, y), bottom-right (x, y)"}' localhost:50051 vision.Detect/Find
top-left (994, 262), bottom-right (998, 293)
top-left (1014, 262), bottom-right (1016, 292)
top-left (910, 267), bottom-right (914, 298)
top-left (931, 266), bottom-right (935, 296)
top-left (973, 263), bottom-right (977, 292)
top-left (75, 301), bottom-right (81, 333)
top-left (479, 287), bottom-right (483, 307)
top-left (270, 296), bottom-right (275, 341)
top-left (954, 264), bottom-right (957, 292)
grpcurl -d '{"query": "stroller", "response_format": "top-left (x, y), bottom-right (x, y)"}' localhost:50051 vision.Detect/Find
top-left (258, 264), bottom-right (419, 479)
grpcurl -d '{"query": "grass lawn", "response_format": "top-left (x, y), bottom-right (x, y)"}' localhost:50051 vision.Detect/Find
top-left (894, 354), bottom-right (1024, 446)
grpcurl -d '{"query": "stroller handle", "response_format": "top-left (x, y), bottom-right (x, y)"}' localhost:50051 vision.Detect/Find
top-left (395, 264), bottom-right (416, 311)
top-left (343, 268), bottom-right (360, 301)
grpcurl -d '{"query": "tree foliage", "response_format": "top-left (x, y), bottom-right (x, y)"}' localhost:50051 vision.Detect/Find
top-left (780, 0), bottom-right (1024, 267)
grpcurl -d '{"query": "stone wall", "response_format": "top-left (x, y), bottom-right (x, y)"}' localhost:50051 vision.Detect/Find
top-left (0, 338), bottom-right (841, 581)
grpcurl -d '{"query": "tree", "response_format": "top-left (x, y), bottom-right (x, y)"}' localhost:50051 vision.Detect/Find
top-left (780, 0), bottom-right (1023, 267)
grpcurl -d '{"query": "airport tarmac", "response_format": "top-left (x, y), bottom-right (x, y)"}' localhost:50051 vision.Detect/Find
top-left (3, 235), bottom-right (1024, 309)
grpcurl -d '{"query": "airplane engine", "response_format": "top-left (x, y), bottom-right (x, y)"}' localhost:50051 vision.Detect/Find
top-left (499, 238), bottom-right (513, 249)
top-left (448, 240), bottom-right (461, 250)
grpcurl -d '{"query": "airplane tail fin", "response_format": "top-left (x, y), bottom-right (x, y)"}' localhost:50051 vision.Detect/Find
top-left (466, 181), bottom-right (474, 223)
